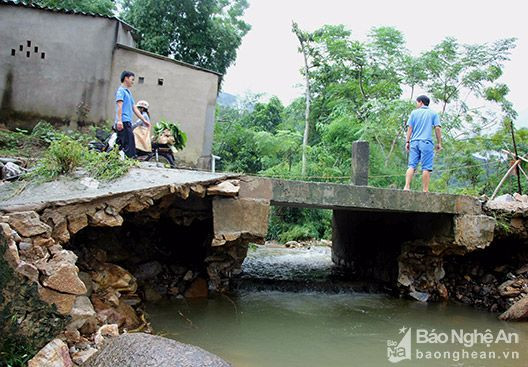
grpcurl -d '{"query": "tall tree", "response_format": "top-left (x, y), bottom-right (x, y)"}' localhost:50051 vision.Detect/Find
top-left (292, 22), bottom-right (312, 176)
top-left (32, 0), bottom-right (116, 16)
top-left (122, 0), bottom-right (250, 74)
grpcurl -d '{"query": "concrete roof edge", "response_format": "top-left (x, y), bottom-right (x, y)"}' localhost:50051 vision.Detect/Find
top-left (115, 43), bottom-right (223, 77)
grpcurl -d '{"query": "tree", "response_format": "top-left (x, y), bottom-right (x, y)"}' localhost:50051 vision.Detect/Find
top-left (32, 0), bottom-right (116, 16)
top-left (122, 0), bottom-right (251, 74)
top-left (292, 22), bottom-right (312, 176)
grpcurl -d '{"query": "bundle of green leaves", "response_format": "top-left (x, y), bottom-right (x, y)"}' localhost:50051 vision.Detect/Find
top-left (153, 120), bottom-right (188, 150)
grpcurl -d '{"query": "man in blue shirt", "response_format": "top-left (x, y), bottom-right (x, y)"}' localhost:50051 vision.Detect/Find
top-left (115, 71), bottom-right (150, 158)
top-left (403, 95), bottom-right (442, 192)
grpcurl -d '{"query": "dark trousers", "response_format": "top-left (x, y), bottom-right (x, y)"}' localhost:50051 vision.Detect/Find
top-left (117, 121), bottom-right (136, 158)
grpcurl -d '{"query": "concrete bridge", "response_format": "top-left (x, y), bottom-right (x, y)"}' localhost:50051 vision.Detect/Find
top-left (0, 142), bottom-right (495, 300)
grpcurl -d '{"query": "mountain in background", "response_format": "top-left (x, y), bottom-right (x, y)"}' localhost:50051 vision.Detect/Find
top-left (217, 92), bottom-right (238, 107)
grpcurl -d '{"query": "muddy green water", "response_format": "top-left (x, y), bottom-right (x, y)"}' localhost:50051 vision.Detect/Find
top-left (147, 246), bottom-right (528, 367)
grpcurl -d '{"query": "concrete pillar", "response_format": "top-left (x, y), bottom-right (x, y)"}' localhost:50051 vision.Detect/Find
top-left (331, 210), bottom-right (360, 268)
top-left (331, 141), bottom-right (369, 270)
top-left (351, 140), bottom-right (369, 186)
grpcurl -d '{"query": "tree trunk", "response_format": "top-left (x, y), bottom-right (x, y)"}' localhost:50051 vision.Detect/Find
top-left (293, 22), bottom-right (311, 177)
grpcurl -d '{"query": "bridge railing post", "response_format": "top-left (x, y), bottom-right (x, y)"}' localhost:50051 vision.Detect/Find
top-left (351, 141), bottom-right (369, 186)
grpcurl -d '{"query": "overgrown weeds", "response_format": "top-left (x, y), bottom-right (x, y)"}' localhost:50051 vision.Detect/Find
top-left (27, 135), bottom-right (136, 182)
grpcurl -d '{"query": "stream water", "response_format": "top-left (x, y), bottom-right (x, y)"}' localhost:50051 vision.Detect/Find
top-left (147, 245), bottom-right (528, 367)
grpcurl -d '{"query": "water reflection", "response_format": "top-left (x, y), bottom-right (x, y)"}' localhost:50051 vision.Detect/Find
top-left (147, 245), bottom-right (528, 367)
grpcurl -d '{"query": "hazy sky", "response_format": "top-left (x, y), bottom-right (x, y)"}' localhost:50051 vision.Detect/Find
top-left (222, 0), bottom-right (527, 120)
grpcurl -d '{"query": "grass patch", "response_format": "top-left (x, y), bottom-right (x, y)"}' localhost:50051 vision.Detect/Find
top-left (27, 135), bottom-right (136, 182)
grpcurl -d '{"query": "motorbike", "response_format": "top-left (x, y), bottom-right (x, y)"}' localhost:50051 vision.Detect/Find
top-left (88, 129), bottom-right (176, 168)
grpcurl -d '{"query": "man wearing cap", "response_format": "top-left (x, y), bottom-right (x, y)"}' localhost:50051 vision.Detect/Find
top-left (115, 71), bottom-right (150, 158)
top-left (403, 95), bottom-right (442, 192)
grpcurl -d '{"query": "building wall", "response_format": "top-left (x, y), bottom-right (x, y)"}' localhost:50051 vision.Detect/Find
top-left (109, 45), bottom-right (219, 167)
top-left (0, 5), bottom-right (134, 129)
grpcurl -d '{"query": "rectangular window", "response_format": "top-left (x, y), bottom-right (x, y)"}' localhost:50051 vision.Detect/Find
top-left (41, 52), bottom-right (46, 59)
top-left (34, 46), bottom-right (38, 53)
top-left (19, 45), bottom-right (23, 51)
top-left (138, 76), bottom-right (145, 84)
top-left (27, 40), bottom-right (31, 47)
top-left (11, 49), bottom-right (15, 56)
top-left (26, 51), bottom-right (30, 58)
top-left (158, 78), bottom-right (164, 86)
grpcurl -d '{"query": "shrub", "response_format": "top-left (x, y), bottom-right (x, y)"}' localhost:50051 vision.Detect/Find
top-left (30, 136), bottom-right (84, 180)
top-left (85, 148), bottom-right (136, 181)
top-left (27, 135), bottom-right (136, 182)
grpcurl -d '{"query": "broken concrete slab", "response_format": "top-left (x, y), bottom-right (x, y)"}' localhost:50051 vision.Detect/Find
top-left (0, 165), bottom-right (235, 212)
top-left (212, 197), bottom-right (270, 246)
top-left (454, 214), bottom-right (496, 252)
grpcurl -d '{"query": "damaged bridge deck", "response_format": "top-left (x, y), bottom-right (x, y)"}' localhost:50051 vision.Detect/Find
top-left (0, 165), bottom-right (482, 216)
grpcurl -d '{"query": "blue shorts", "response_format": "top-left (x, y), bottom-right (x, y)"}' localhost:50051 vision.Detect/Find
top-left (408, 140), bottom-right (434, 171)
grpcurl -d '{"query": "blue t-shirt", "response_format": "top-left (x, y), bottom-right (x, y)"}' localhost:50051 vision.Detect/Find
top-left (115, 86), bottom-right (135, 123)
top-left (407, 106), bottom-right (440, 142)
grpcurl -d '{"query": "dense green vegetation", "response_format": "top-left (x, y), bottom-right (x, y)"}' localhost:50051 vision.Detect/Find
top-left (121, 0), bottom-right (250, 74)
top-left (0, 121), bottom-right (136, 182)
top-left (214, 26), bottom-right (524, 240)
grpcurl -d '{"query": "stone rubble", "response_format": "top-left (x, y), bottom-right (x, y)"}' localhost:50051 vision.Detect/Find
top-left (0, 177), bottom-right (264, 366)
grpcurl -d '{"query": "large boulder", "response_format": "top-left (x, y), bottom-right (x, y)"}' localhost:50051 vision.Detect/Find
top-left (84, 333), bottom-right (231, 367)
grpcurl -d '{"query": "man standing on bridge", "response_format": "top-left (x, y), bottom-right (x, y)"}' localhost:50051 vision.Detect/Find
top-left (403, 95), bottom-right (442, 192)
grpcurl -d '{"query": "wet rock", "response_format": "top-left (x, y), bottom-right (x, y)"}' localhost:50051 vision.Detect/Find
top-left (28, 338), bottom-right (73, 367)
top-left (39, 287), bottom-right (77, 315)
top-left (499, 296), bottom-right (528, 321)
top-left (42, 263), bottom-right (87, 295)
top-left (184, 277), bottom-right (208, 298)
top-left (7, 211), bottom-right (52, 238)
top-left (134, 261), bottom-right (163, 280)
top-left (84, 333), bottom-right (232, 367)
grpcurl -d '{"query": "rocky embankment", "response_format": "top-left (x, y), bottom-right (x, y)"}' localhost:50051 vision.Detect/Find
top-left (442, 193), bottom-right (528, 320)
top-left (0, 175), bottom-right (261, 366)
